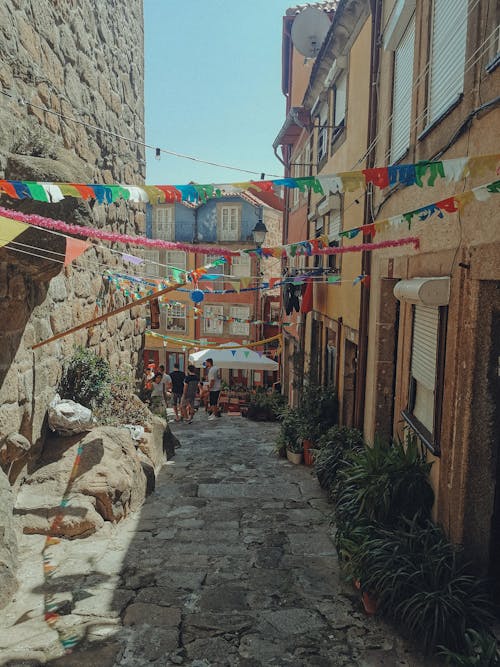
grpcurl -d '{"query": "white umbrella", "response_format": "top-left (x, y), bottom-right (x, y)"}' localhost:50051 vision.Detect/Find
top-left (189, 342), bottom-right (279, 371)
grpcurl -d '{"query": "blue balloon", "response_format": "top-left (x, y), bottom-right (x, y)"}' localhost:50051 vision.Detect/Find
top-left (190, 289), bottom-right (205, 303)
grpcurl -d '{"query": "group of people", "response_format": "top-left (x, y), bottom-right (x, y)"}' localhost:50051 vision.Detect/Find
top-left (143, 358), bottom-right (222, 423)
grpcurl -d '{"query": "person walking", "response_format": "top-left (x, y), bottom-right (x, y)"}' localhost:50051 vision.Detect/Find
top-left (150, 372), bottom-right (168, 418)
top-left (170, 363), bottom-right (186, 422)
top-left (205, 358), bottom-right (221, 421)
top-left (181, 365), bottom-right (198, 423)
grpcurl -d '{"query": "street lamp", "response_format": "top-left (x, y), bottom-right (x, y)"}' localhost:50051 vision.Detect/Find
top-left (252, 218), bottom-right (268, 247)
top-left (251, 215), bottom-right (268, 385)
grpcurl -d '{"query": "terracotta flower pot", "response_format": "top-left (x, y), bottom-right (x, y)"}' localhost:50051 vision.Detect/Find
top-left (361, 591), bottom-right (378, 615)
top-left (303, 439), bottom-right (314, 466)
top-left (286, 449), bottom-right (303, 465)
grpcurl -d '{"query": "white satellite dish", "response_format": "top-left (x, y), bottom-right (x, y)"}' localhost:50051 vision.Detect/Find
top-left (291, 7), bottom-right (331, 58)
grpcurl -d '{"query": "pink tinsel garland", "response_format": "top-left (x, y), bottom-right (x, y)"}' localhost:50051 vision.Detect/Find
top-left (0, 207), bottom-right (420, 258)
top-left (0, 207), bottom-right (241, 258)
top-left (315, 237), bottom-right (420, 254)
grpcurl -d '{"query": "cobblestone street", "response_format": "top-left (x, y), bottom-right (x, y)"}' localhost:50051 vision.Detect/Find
top-left (0, 414), bottom-right (435, 666)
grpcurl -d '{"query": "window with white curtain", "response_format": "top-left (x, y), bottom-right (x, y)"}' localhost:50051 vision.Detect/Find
top-left (230, 306), bottom-right (250, 336)
top-left (204, 305), bottom-right (224, 334)
top-left (427, 0), bottom-right (468, 126)
top-left (154, 206), bottom-right (175, 240)
top-left (390, 14), bottom-right (415, 162)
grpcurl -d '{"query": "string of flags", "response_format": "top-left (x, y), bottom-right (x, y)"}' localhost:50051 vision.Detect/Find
top-left (146, 331), bottom-right (283, 350)
top-left (0, 153), bottom-right (497, 205)
top-left (2, 175), bottom-right (498, 265)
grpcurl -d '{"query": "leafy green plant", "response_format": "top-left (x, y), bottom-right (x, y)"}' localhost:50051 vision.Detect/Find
top-left (313, 426), bottom-right (364, 490)
top-left (94, 365), bottom-right (151, 427)
top-left (248, 391), bottom-right (286, 421)
top-left (336, 433), bottom-right (434, 527)
top-left (297, 383), bottom-right (338, 442)
top-left (440, 630), bottom-right (500, 666)
top-left (59, 346), bottom-right (111, 409)
top-left (357, 519), bottom-right (495, 654)
top-left (276, 406), bottom-right (302, 451)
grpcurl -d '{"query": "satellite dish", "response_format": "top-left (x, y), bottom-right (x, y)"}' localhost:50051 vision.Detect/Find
top-left (291, 7), bottom-right (331, 58)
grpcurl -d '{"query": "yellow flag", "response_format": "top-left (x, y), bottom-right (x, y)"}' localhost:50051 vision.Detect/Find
top-left (0, 215), bottom-right (28, 247)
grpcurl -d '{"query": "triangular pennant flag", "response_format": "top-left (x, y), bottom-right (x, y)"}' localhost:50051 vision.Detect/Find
top-left (64, 237), bottom-right (90, 266)
top-left (0, 214), bottom-right (28, 247)
top-left (122, 252), bottom-right (144, 265)
top-left (231, 350), bottom-right (236, 356)
top-left (244, 351), bottom-right (250, 358)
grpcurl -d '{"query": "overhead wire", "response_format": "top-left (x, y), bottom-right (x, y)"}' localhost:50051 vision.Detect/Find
top-left (0, 88), bottom-right (281, 178)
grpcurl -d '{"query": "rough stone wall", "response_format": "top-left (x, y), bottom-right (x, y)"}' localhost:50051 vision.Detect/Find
top-left (0, 1), bottom-right (146, 469)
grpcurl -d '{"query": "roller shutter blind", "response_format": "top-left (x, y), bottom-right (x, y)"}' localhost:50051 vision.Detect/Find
top-left (390, 14), bottom-right (415, 163)
top-left (411, 305), bottom-right (439, 390)
top-left (428, 0), bottom-right (468, 125)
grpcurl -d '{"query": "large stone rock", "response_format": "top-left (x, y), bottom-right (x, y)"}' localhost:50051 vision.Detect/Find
top-left (0, 468), bottom-right (18, 608)
top-left (0, 432), bottom-right (31, 467)
top-left (15, 427), bottom-right (149, 537)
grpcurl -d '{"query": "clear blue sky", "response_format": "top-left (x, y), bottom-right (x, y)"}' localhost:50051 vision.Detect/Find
top-left (144, 0), bottom-right (296, 186)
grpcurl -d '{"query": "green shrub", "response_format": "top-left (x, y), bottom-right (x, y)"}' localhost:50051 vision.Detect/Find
top-left (358, 519), bottom-right (495, 654)
top-left (276, 406), bottom-right (302, 451)
top-left (94, 366), bottom-right (151, 427)
top-left (440, 629), bottom-right (500, 666)
top-left (335, 433), bottom-right (434, 527)
top-left (59, 346), bottom-right (111, 409)
top-left (313, 426), bottom-right (364, 490)
top-left (248, 391), bottom-right (286, 421)
top-left (297, 384), bottom-right (338, 442)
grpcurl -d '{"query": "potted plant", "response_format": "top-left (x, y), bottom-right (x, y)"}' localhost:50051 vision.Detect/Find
top-left (286, 438), bottom-right (303, 465)
top-left (296, 384), bottom-right (338, 463)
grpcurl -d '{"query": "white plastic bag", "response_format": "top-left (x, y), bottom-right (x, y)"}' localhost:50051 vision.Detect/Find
top-left (48, 394), bottom-right (95, 436)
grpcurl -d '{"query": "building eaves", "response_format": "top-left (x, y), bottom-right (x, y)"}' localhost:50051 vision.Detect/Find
top-left (285, 1), bottom-right (338, 16)
top-left (302, 0), bottom-right (370, 109)
top-left (273, 106), bottom-right (311, 150)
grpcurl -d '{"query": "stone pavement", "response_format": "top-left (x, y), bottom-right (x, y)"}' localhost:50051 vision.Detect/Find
top-left (0, 413), bottom-right (437, 667)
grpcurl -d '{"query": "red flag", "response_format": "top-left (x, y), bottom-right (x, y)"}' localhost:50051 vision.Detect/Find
top-left (64, 237), bottom-right (90, 265)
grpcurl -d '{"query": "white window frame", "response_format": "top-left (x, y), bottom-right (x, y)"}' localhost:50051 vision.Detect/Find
top-left (165, 250), bottom-right (186, 271)
top-left (153, 205), bottom-right (175, 241)
top-left (203, 304), bottom-right (224, 334)
top-left (143, 249), bottom-right (159, 277)
top-left (390, 13), bottom-right (415, 163)
top-left (218, 205), bottom-right (241, 242)
top-left (165, 303), bottom-right (186, 333)
top-left (230, 253), bottom-right (251, 278)
top-left (427, 0), bottom-right (468, 127)
top-left (229, 306), bottom-right (250, 336)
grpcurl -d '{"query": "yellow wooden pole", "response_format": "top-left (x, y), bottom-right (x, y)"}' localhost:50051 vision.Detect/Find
top-left (32, 281), bottom-right (184, 350)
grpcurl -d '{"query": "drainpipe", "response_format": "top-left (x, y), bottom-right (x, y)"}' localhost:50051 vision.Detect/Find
top-left (354, 0), bottom-right (382, 431)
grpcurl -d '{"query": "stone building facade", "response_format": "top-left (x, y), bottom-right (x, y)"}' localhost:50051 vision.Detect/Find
top-left (0, 0), bottom-right (146, 606)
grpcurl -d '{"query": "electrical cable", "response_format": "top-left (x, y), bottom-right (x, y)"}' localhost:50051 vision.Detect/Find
top-left (0, 88), bottom-right (281, 178)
